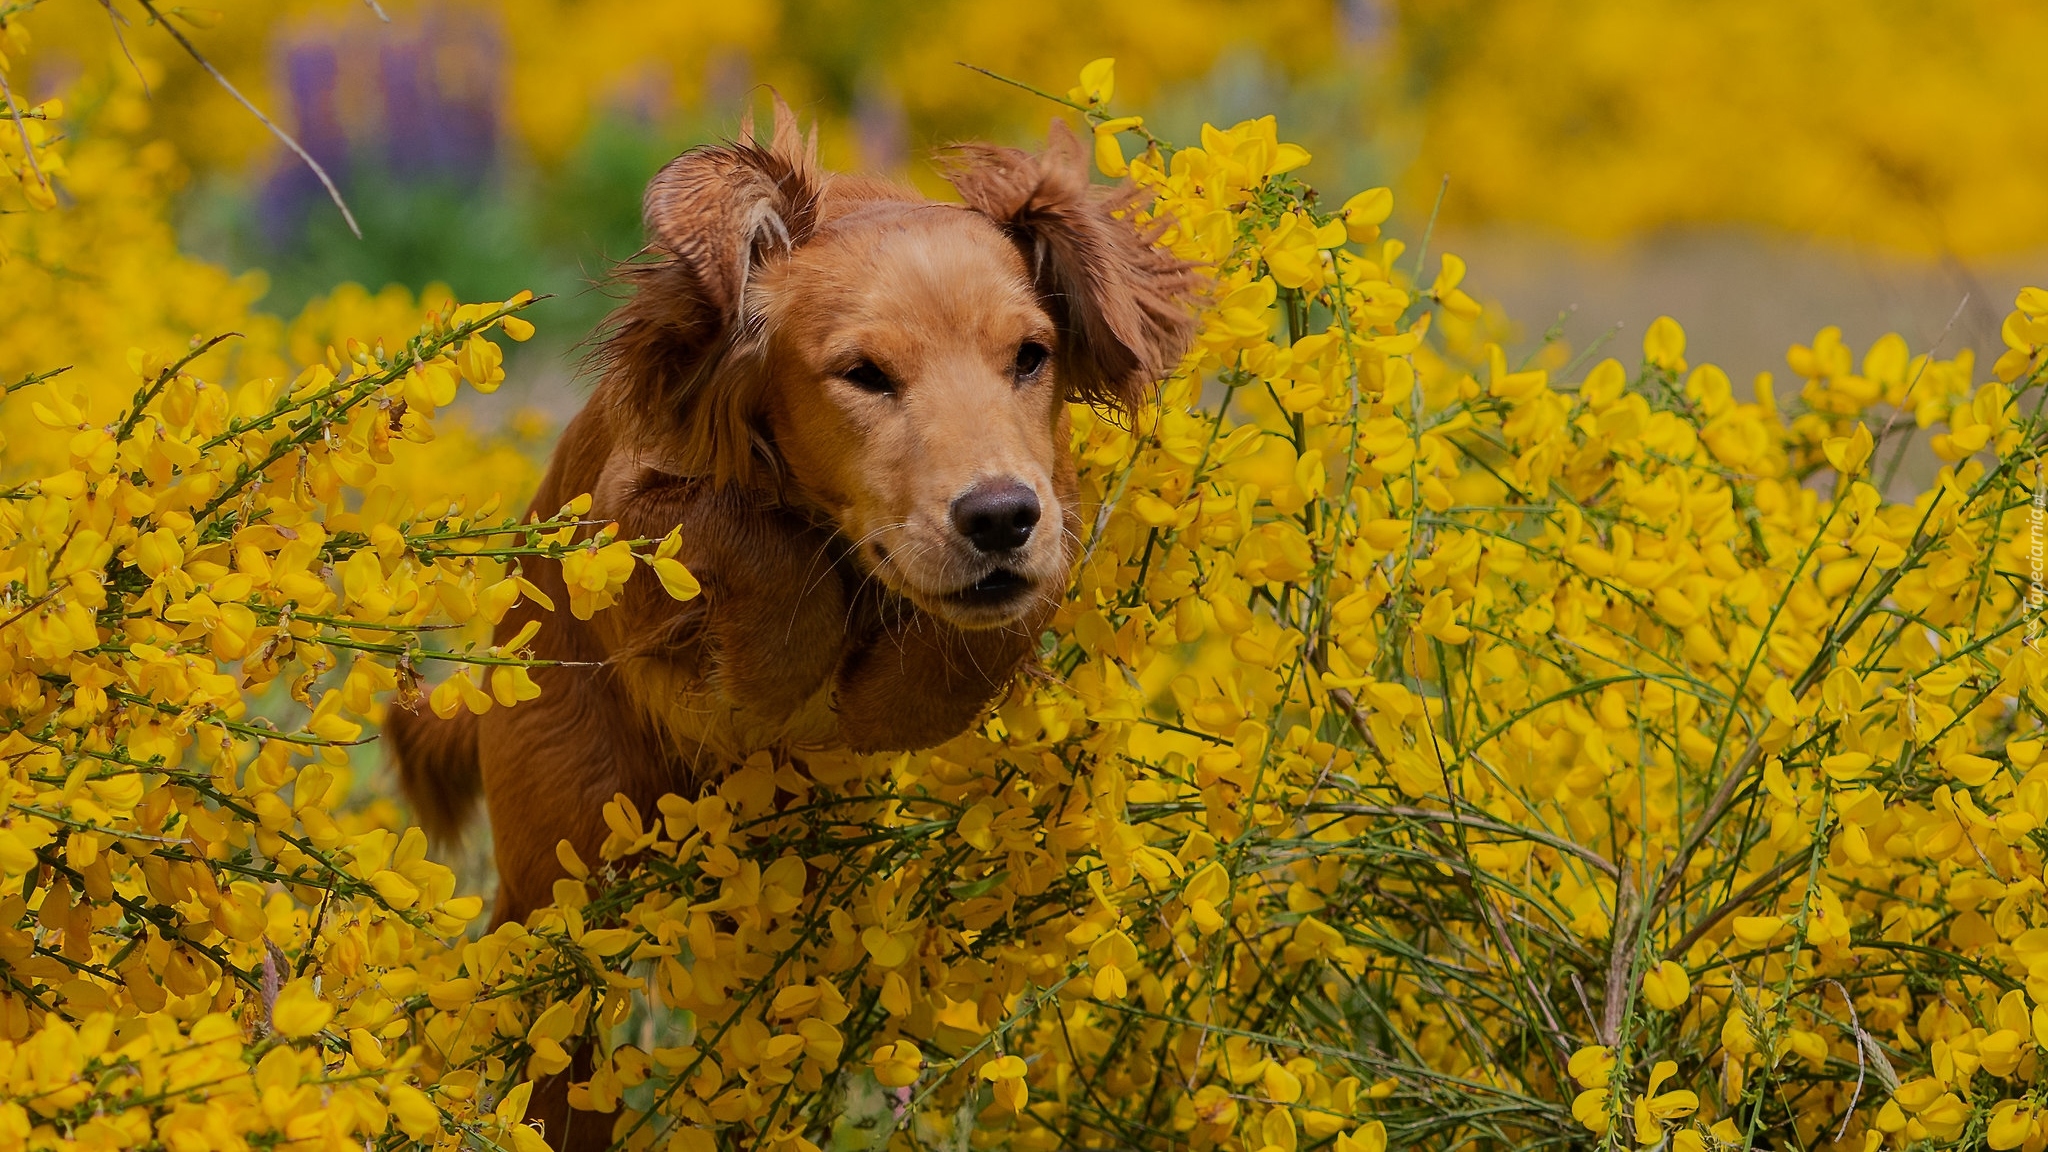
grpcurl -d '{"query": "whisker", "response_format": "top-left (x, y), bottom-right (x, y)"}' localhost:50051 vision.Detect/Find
top-left (786, 519), bottom-right (912, 646)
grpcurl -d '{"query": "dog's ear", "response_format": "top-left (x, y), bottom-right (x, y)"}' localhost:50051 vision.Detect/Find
top-left (601, 97), bottom-right (820, 484)
top-left (642, 97), bottom-right (821, 320)
top-left (945, 120), bottom-right (1201, 414)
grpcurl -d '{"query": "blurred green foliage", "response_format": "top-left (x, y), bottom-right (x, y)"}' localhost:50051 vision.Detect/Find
top-left (185, 112), bottom-right (717, 371)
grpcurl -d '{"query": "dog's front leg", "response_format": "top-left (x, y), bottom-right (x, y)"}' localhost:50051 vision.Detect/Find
top-left (601, 472), bottom-right (851, 719)
top-left (829, 600), bottom-right (1044, 752)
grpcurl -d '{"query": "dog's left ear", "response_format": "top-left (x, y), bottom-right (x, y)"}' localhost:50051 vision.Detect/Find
top-left (945, 121), bottom-right (1202, 413)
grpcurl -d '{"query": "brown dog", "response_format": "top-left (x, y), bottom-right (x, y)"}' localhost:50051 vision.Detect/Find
top-left (389, 103), bottom-right (1197, 928)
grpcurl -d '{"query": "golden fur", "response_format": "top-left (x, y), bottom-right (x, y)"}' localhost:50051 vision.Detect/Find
top-left (389, 103), bottom-right (1199, 935)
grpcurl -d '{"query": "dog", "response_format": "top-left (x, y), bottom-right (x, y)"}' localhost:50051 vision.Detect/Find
top-left (389, 101), bottom-right (1199, 929)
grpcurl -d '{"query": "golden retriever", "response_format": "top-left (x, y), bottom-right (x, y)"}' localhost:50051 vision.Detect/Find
top-left (389, 101), bottom-right (1198, 927)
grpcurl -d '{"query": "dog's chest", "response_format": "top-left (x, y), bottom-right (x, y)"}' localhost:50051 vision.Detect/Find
top-left (625, 659), bottom-right (842, 765)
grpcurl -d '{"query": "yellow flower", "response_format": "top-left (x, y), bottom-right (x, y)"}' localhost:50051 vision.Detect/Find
top-left (1341, 187), bottom-right (1393, 243)
top-left (1418, 588), bottom-right (1472, 644)
top-left (1987, 1100), bottom-right (2039, 1151)
top-left (1430, 254), bottom-right (1481, 319)
top-left (1088, 928), bottom-right (1140, 1001)
top-left (871, 1041), bottom-right (923, 1088)
top-left (1261, 211), bottom-right (1324, 290)
top-left (1068, 57), bottom-right (1115, 107)
top-left (1632, 1061), bottom-right (1699, 1145)
top-left (1644, 315), bottom-right (1688, 372)
top-left (1568, 1045), bottom-right (1615, 1088)
top-left (389, 1083), bottom-right (441, 1141)
top-left (650, 528), bottom-right (702, 601)
top-left (561, 536), bottom-right (638, 619)
top-left (980, 1053), bottom-right (1029, 1112)
top-left (1822, 421), bottom-right (1874, 475)
top-left (1573, 1087), bottom-right (1611, 1134)
top-left (1730, 915), bottom-right (1788, 947)
top-left (1182, 861), bottom-right (1231, 934)
top-left (269, 979), bottom-right (334, 1039)
top-left (1335, 1122), bottom-right (1387, 1152)
top-left (1641, 960), bottom-right (1691, 1011)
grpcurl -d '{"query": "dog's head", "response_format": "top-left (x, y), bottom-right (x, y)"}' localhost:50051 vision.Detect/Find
top-left (603, 102), bottom-right (1199, 629)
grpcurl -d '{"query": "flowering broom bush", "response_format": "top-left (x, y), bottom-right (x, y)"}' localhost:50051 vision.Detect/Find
top-left (6, 12), bottom-right (2048, 1152)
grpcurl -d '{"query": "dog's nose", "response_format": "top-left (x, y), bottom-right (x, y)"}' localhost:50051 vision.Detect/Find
top-left (951, 480), bottom-right (1040, 553)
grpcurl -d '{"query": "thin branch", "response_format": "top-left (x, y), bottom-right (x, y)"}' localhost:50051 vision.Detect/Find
top-left (1598, 871), bottom-right (1638, 1046)
top-left (135, 0), bottom-right (360, 237)
top-left (97, 0), bottom-right (151, 96)
top-left (1327, 684), bottom-right (1388, 760)
top-left (1654, 733), bottom-right (1765, 910)
top-left (0, 66), bottom-right (45, 192)
top-left (1874, 292), bottom-right (1972, 492)
top-left (1410, 173), bottom-right (1451, 285)
top-left (0, 587), bottom-right (60, 634)
top-left (1662, 853), bottom-right (1804, 961)
top-left (1310, 801), bottom-right (1621, 880)
top-left (3, 364), bottom-right (70, 396)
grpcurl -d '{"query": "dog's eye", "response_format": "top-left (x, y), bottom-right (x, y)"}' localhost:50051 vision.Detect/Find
top-left (841, 360), bottom-right (896, 396)
top-left (1012, 341), bottom-right (1050, 381)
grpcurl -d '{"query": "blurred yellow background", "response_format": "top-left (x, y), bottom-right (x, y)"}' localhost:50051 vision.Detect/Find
top-left (14, 0), bottom-right (2044, 393)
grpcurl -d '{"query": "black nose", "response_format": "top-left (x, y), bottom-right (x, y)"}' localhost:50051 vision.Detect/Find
top-left (951, 480), bottom-right (1040, 553)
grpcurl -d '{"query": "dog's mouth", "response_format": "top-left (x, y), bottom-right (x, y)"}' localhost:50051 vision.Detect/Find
top-left (860, 538), bottom-right (1042, 628)
top-left (949, 567), bottom-right (1032, 609)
